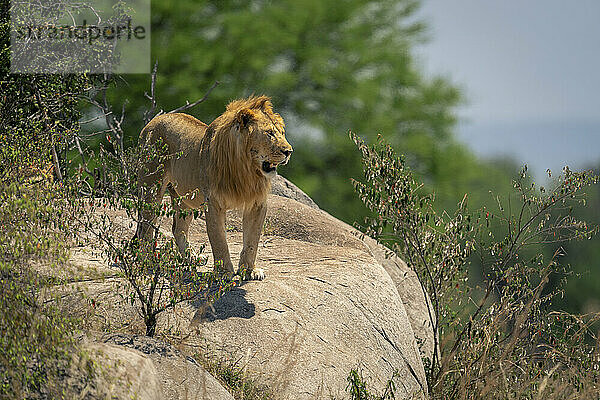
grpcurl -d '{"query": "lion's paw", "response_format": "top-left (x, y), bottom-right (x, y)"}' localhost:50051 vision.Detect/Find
top-left (247, 268), bottom-right (265, 281)
top-left (238, 264), bottom-right (265, 281)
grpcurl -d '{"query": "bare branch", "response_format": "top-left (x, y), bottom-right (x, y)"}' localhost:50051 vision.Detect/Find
top-left (165, 80), bottom-right (220, 115)
top-left (142, 61), bottom-right (159, 126)
top-left (51, 144), bottom-right (63, 183)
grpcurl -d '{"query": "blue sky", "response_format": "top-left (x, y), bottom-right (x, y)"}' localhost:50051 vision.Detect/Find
top-left (416, 0), bottom-right (600, 179)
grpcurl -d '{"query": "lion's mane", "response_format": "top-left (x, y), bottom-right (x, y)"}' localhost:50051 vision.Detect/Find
top-left (207, 95), bottom-right (285, 209)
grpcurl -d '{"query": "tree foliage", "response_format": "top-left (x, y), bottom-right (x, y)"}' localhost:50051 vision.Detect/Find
top-left (99, 0), bottom-right (486, 223)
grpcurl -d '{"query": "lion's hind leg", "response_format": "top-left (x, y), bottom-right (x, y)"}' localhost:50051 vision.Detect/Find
top-left (169, 185), bottom-right (195, 257)
top-left (134, 176), bottom-right (167, 243)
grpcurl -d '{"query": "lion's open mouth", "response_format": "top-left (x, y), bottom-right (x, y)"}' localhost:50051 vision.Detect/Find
top-left (261, 161), bottom-right (277, 174)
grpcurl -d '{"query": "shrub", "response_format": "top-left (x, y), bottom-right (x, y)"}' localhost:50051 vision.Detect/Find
top-left (74, 72), bottom-right (232, 337)
top-left (351, 132), bottom-right (600, 399)
top-left (0, 179), bottom-right (84, 398)
top-left (0, 46), bottom-right (91, 399)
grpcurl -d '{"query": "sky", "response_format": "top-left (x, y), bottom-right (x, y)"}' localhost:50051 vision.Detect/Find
top-left (416, 0), bottom-right (600, 180)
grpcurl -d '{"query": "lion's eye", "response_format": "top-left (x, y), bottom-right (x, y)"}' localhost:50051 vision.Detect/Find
top-left (266, 130), bottom-right (276, 139)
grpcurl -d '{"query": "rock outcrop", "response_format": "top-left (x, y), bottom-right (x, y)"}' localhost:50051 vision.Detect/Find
top-left (272, 177), bottom-right (436, 362)
top-left (188, 236), bottom-right (427, 399)
top-left (271, 174), bottom-right (319, 210)
top-left (69, 340), bottom-right (163, 400)
top-left (65, 334), bottom-right (233, 400)
top-left (57, 176), bottom-right (434, 399)
top-left (103, 334), bottom-right (234, 400)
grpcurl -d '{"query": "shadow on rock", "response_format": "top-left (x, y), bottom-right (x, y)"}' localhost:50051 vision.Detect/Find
top-left (193, 287), bottom-right (255, 322)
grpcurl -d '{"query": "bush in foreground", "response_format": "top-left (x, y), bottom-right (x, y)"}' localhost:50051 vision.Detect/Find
top-left (350, 132), bottom-right (600, 399)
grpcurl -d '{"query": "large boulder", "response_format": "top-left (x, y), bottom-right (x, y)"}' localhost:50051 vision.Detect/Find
top-left (68, 340), bottom-right (163, 400)
top-left (61, 177), bottom-right (434, 399)
top-left (270, 177), bottom-right (436, 362)
top-left (103, 334), bottom-right (234, 400)
top-left (188, 238), bottom-right (427, 399)
top-left (180, 194), bottom-right (430, 398)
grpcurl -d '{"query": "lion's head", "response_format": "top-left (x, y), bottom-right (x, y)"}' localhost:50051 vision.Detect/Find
top-left (229, 95), bottom-right (292, 177)
top-left (209, 95), bottom-right (292, 207)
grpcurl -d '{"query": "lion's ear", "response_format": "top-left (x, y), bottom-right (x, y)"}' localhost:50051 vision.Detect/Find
top-left (257, 96), bottom-right (273, 112)
top-left (236, 108), bottom-right (256, 130)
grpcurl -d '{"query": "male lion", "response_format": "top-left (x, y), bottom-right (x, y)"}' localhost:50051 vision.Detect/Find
top-left (135, 95), bottom-right (292, 280)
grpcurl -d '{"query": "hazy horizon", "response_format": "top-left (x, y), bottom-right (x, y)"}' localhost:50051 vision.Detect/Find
top-left (417, 0), bottom-right (600, 180)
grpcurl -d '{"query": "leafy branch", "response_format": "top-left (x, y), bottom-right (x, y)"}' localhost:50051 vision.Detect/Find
top-left (351, 131), bottom-right (600, 398)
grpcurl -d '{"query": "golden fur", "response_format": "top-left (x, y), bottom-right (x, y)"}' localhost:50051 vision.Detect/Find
top-left (209, 96), bottom-right (285, 208)
top-left (135, 95), bottom-right (292, 280)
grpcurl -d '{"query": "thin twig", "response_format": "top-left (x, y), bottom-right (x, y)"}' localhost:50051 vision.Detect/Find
top-left (142, 61), bottom-right (159, 126)
top-left (165, 80), bottom-right (220, 114)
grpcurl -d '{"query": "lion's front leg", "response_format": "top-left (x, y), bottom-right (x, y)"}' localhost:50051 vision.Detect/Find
top-left (239, 201), bottom-right (267, 281)
top-left (206, 200), bottom-right (235, 277)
